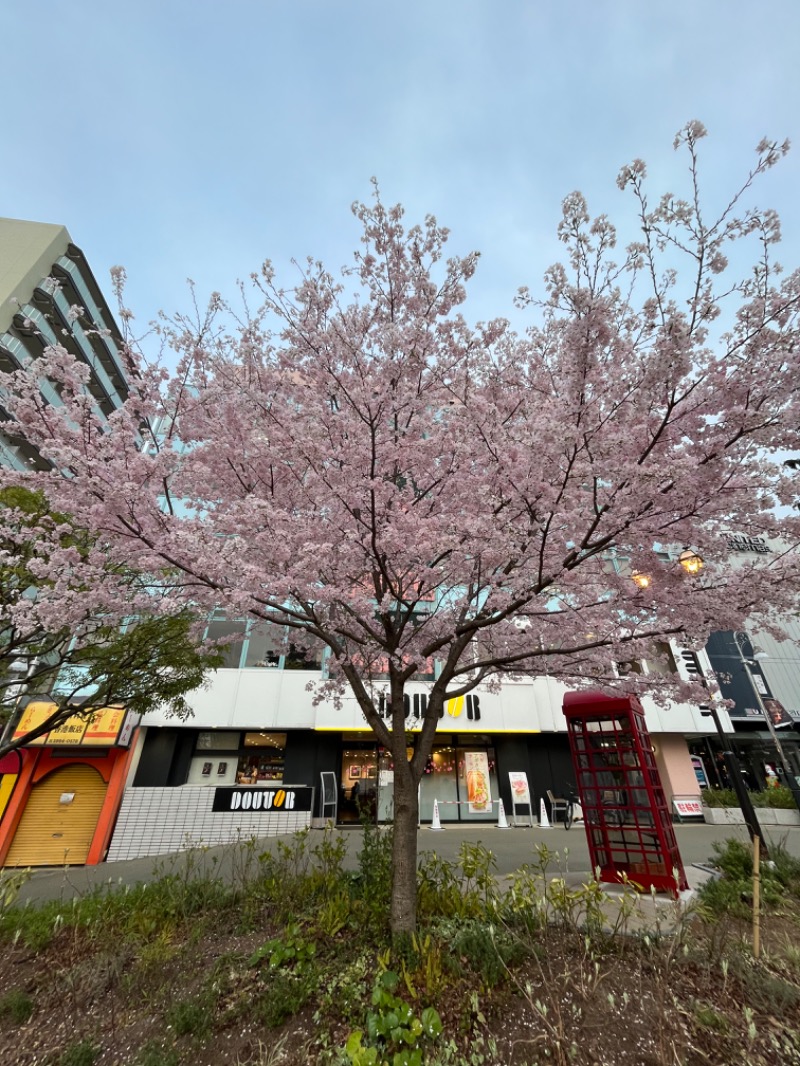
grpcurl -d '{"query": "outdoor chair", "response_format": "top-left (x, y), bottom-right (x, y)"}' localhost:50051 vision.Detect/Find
top-left (546, 789), bottom-right (569, 823)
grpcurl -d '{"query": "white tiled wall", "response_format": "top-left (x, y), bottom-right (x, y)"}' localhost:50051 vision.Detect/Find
top-left (106, 786), bottom-right (311, 862)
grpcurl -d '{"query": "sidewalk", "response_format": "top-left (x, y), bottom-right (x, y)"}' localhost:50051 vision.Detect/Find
top-left (11, 821), bottom-right (791, 916)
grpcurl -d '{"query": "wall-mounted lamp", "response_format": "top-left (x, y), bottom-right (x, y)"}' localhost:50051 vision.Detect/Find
top-left (631, 571), bottom-right (651, 590)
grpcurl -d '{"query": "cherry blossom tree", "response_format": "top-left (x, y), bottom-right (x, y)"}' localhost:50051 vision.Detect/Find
top-left (2, 123), bottom-right (800, 934)
top-left (0, 487), bottom-right (223, 758)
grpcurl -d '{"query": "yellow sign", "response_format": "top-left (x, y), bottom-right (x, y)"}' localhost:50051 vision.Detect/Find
top-left (12, 702), bottom-right (127, 747)
top-left (12, 701), bottom-right (54, 744)
top-left (47, 716), bottom-right (89, 745)
top-left (83, 707), bottom-right (126, 745)
top-left (445, 695), bottom-right (464, 718)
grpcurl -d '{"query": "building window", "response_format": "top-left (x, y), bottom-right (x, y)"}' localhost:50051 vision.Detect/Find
top-left (284, 640), bottom-right (324, 670)
top-left (196, 731), bottom-right (240, 751)
top-left (236, 732), bottom-right (286, 783)
top-left (243, 624), bottom-right (282, 668)
top-left (205, 618), bottom-right (246, 668)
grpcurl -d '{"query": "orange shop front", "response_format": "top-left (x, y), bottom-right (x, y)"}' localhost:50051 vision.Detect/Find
top-left (0, 701), bottom-right (139, 867)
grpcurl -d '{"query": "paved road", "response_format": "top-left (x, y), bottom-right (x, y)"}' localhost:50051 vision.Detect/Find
top-left (10, 821), bottom-right (799, 907)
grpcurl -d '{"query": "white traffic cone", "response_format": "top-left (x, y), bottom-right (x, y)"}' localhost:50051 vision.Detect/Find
top-left (539, 797), bottom-right (551, 828)
top-left (429, 798), bottom-right (445, 830)
top-left (496, 798), bottom-right (510, 829)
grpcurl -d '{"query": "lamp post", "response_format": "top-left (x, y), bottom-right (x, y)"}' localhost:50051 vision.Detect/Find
top-left (632, 551), bottom-right (770, 855)
top-left (733, 632), bottom-right (800, 812)
top-left (699, 687), bottom-right (770, 857)
top-left (0, 657), bottom-right (38, 749)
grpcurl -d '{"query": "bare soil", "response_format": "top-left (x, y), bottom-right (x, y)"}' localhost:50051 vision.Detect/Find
top-left (0, 899), bottom-right (797, 1066)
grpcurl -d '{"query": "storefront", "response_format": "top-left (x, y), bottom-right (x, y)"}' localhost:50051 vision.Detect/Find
top-left (0, 701), bottom-right (140, 867)
top-left (690, 730), bottom-right (800, 793)
top-left (99, 670), bottom-right (709, 862)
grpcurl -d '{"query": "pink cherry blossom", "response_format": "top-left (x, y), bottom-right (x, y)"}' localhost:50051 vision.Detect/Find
top-left (1, 128), bottom-right (799, 934)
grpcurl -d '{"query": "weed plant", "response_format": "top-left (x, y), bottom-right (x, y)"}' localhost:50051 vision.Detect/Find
top-left (699, 838), bottom-right (800, 918)
top-left (1, 831), bottom-right (799, 1065)
top-left (0, 987), bottom-right (33, 1024)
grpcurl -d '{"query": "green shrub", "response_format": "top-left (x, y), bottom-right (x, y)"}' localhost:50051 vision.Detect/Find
top-left (59, 1041), bottom-right (99, 1066)
top-left (249, 923), bottom-right (316, 972)
top-left (136, 1042), bottom-right (180, 1066)
top-left (701, 785), bottom-right (799, 810)
top-left (417, 843), bottom-right (500, 922)
top-left (754, 785), bottom-right (797, 809)
top-left (343, 970), bottom-right (443, 1065)
top-left (0, 987), bottom-right (33, 1024)
top-left (701, 789), bottom-right (740, 809)
top-left (700, 838), bottom-right (800, 917)
top-left (165, 996), bottom-right (212, 1037)
top-left (259, 971), bottom-right (316, 1027)
top-left (447, 920), bottom-right (526, 985)
top-left (693, 1003), bottom-right (730, 1033)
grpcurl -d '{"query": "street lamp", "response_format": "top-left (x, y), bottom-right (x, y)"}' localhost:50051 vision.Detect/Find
top-left (698, 683), bottom-right (770, 858)
top-left (678, 549), bottom-right (704, 576)
top-left (630, 555), bottom-right (770, 855)
top-left (733, 633), bottom-right (800, 812)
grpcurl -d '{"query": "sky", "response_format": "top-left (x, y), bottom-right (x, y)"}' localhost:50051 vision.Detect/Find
top-left (2, 1), bottom-right (800, 340)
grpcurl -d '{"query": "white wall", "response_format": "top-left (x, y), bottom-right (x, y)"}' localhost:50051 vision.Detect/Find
top-left (141, 668), bottom-right (722, 737)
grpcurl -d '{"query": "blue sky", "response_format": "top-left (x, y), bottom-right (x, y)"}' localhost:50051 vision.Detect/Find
top-left (3, 1), bottom-right (799, 337)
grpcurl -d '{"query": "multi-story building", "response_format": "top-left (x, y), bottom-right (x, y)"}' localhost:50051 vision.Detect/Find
top-left (0, 217), bottom-right (131, 469)
top-left (0, 218), bottom-right (137, 867)
top-left (699, 535), bottom-right (800, 792)
top-left (99, 635), bottom-right (719, 861)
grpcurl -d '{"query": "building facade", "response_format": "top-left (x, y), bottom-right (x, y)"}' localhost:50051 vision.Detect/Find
top-left (100, 643), bottom-right (716, 862)
top-left (693, 535), bottom-right (800, 793)
top-left (0, 218), bottom-right (138, 867)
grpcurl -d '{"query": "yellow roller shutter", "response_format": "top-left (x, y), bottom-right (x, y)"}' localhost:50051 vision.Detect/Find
top-left (6, 764), bottom-right (106, 867)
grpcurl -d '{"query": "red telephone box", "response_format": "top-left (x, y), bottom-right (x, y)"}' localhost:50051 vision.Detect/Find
top-left (563, 691), bottom-right (688, 894)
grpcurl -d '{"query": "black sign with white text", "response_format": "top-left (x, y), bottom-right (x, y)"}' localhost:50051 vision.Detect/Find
top-left (212, 786), bottom-right (314, 813)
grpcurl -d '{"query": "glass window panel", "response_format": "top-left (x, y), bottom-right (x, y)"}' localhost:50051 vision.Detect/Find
top-left (457, 747), bottom-right (498, 821)
top-left (205, 619), bottom-right (246, 669)
top-left (243, 625), bottom-right (283, 668)
top-left (237, 733), bottom-right (286, 783)
top-left (419, 745), bottom-right (458, 821)
top-left (284, 639), bottom-right (323, 670)
top-left (196, 731), bottom-right (241, 751)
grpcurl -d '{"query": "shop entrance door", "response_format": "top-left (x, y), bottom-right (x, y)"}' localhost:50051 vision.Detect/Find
top-left (339, 742), bottom-right (378, 823)
top-left (6, 764), bottom-right (106, 867)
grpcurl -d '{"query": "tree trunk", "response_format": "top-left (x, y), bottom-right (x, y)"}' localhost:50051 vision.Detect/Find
top-left (389, 741), bottom-right (420, 938)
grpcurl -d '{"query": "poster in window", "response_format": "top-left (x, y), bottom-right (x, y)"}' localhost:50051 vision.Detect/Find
top-left (464, 751), bottom-right (491, 813)
top-left (690, 756), bottom-right (709, 790)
